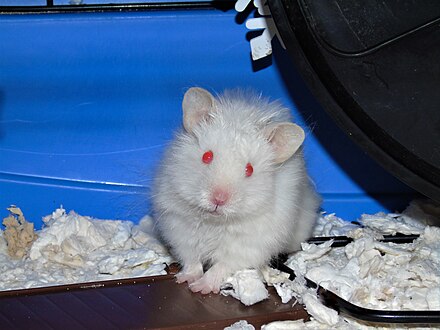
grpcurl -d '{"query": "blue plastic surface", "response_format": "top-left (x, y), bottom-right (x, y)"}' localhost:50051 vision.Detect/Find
top-left (0, 0), bottom-right (45, 5)
top-left (0, 9), bottom-right (415, 228)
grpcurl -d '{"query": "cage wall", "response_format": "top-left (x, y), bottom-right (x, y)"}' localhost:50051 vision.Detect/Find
top-left (0, 8), bottom-right (415, 228)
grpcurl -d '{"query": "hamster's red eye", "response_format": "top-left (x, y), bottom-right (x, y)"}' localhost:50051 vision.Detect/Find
top-left (245, 163), bottom-right (253, 177)
top-left (202, 150), bottom-right (214, 164)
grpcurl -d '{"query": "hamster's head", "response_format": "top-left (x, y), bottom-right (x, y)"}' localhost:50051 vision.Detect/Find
top-left (167, 87), bottom-right (305, 221)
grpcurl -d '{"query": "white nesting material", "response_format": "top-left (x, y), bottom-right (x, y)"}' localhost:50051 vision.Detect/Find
top-left (0, 207), bottom-right (172, 290)
top-left (224, 320), bottom-right (256, 330)
top-left (222, 200), bottom-right (440, 329)
top-left (221, 269), bottom-right (269, 306)
top-left (263, 200), bottom-right (440, 329)
top-left (1, 200), bottom-right (439, 330)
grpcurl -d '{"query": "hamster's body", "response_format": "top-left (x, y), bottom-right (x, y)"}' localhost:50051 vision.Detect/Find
top-left (153, 88), bottom-right (320, 294)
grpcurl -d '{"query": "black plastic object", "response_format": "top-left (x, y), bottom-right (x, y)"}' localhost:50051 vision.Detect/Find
top-left (307, 232), bottom-right (420, 247)
top-left (318, 286), bottom-right (440, 324)
top-left (271, 234), bottom-right (440, 325)
top-left (0, 1), bottom-right (235, 14)
top-left (268, 0), bottom-right (440, 203)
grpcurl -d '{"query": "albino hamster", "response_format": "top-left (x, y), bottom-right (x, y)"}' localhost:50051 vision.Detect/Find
top-left (153, 87), bottom-right (320, 294)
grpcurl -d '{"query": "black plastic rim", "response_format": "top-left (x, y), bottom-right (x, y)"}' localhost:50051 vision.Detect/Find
top-left (0, 1), bottom-right (234, 14)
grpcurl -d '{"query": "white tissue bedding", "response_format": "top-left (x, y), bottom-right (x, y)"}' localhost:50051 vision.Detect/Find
top-left (222, 200), bottom-right (440, 329)
top-left (0, 207), bottom-right (172, 290)
top-left (1, 200), bottom-right (439, 330)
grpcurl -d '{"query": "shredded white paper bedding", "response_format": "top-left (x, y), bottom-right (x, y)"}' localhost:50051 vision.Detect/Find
top-left (1, 200), bottom-right (439, 329)
top-left (223, 200), bottom-right (440, 329)
top-left (0, 207), bottom-right (172, 290)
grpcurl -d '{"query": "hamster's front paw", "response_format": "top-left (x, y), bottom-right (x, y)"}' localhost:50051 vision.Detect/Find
top-left (175, 263), bottom-right (203, 284)
top-left (188, 265), bottom-right (227, 294)
top-left (189, 275), bottom-right (220, 294)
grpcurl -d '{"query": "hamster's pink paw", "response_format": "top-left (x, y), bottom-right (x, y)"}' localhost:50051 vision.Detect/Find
top-left (175, 272), bottom-right (203, 284)
top-left (189, 276), bottom-right (220, 294)
top-left (189, 264), bottom-right (229, 294)
top-left (175, 264), bottom-right (203, 284)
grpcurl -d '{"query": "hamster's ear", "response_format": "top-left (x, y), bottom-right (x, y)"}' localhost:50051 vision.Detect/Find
top-left (264, 123), bottom-right (305, 163)
top-left (182, 87), bottom-right (215, 133)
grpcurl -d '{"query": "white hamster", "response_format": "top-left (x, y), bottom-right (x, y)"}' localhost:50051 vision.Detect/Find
top-left (152, 87), bottom-right (320, 294)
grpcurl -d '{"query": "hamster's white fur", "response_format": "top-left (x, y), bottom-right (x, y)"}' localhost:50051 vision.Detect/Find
top-left (152, 87), bottom-right (320, 294)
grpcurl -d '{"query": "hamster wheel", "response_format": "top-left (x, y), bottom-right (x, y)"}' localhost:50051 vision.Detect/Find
top-left (268, 0), bottom-right (440, 203)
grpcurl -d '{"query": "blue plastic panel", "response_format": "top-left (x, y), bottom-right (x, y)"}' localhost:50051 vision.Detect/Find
top-left (0, 9), bottom-right (415, 228)
top-left (0, 0), bottom-right (45, 5)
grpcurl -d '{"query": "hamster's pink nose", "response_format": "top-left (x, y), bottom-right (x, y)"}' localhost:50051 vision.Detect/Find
top-left (211, 188), bottom-right (230, 206)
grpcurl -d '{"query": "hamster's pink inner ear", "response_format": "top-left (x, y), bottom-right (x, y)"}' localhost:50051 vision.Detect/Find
top-left (182, 87), bottom-right (215, 133)
top-left (264, 123), bottom-right (305, 164)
